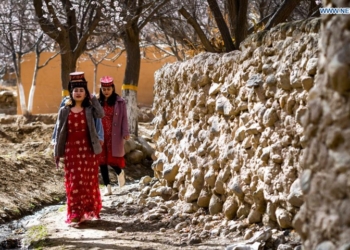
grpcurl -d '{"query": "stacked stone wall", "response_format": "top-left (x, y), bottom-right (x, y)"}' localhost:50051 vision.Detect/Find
top-left (151, 18), bottom-right (320, 229)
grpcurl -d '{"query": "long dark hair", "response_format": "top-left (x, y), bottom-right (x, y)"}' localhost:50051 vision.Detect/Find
top-left (68, 86), bottom-right (91, 108)
top-left (99, 84), bottom-right (119, 106)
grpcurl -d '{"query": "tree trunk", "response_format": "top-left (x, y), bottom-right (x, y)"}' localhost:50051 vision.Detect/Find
top-left (13, 51), bottom-right (28, 116)
top-left (226, 0), bottom-right (237, 38)
top-left (294, 1), bottom-right (350, 249)
top-left (17, 82), bottom-right (28, 116)
top-left (234, 0), bottom-right (248, 49)
top-left (122, 25), bottom-right (140, 136)
top-left (207, 0), bottom-right (235, 52)
top-left (60, 52), bottom-right (77, 94)
top-left (28, 50), bottom-right (40, 114)
top-left (264, 0), bottom-right (302, 30)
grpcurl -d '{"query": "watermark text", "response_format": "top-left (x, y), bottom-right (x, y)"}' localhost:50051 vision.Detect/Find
top-left (319, 7), bottom-right (350, 14)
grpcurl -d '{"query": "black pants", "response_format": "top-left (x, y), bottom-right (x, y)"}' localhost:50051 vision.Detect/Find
top-left (99, 164), bottom-right (122, 186)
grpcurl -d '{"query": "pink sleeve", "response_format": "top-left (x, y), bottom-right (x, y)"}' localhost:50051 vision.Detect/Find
top-left (121, 101), bottom-right (129, 137)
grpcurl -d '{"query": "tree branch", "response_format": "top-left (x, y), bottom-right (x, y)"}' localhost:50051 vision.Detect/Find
top-left (264, 0), bottom-right (302, 30)
top-left (178, 7), bottom-right (216, 53)
top-left (207, 0), bottom-right (235, 52)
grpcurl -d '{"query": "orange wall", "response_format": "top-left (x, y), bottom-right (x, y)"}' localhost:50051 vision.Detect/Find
top-left (19, 48), bottom-right (175, 114)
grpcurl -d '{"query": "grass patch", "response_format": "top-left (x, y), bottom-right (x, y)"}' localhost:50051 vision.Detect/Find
top-left (58, 205), bottom-right (66, 213)
top-left (24, 224), bottom-right (48, 249)
top-left (13, 208), bottom-right (21, 215)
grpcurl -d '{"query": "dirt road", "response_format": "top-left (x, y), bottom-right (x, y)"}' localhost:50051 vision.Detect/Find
top-left (22, 183), bottom-right (232, 250)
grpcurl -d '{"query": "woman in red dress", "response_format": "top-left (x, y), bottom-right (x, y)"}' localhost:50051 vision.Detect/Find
top-left (98, 76), bottom-right (130, 196)
top-left (53, 72), bottom-right (104, 225)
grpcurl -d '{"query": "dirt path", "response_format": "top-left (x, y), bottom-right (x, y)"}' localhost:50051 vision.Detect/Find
top-left (23, 183), bottom-right (232, 250)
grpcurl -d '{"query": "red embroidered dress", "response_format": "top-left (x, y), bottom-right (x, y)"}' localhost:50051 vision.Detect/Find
top-left (100, 103), bottom-right (125, 167)
top-left (64, 109), bottom-right (102, 223)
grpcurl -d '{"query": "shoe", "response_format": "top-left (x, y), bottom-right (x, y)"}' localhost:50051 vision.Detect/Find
top-left (118, 170), bottom-right (125, 187)
top-left (104, 184), bottom-right (112, 196)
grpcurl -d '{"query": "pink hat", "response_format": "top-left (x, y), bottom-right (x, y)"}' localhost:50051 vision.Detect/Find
top-left (100, 76), bottom-right (114, 87)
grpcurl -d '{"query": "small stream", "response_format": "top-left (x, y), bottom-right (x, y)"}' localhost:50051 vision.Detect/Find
top-left (0, 203), bottom-right (63, 249)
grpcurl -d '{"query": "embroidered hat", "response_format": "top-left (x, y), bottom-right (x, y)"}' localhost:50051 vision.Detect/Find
top-left (69, 72), bottom-right (87, 89)
top-left (100, 76), bottom-right (114, 87)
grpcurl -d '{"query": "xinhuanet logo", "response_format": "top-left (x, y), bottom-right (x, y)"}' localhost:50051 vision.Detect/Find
top-left (319, 7), bottom-right (350, 14)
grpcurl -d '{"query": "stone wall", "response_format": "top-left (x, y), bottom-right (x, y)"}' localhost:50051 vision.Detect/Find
top-left (293, 2), bottom-right (350, 249)
top-left (150, 18), bottom-right (320, 230)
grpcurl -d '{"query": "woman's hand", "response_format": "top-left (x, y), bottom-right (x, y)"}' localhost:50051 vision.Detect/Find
top-left (123, 135), bottom-right (130, 140)
top-left (99, 140), bottom-right (104, 146)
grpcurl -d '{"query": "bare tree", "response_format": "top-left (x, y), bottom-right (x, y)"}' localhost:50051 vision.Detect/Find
top-left (110, 0), bottom-right (170, 135)
top-left (0, 0), bottom-right (55, 115)
top-left (85, 44), bottom-right (124, 95)
top-left (32, 0), bottom-right (106, 93)
top-left (28, 33), bottom-right (59, 114)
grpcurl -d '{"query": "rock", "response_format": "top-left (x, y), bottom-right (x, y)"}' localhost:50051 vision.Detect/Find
top-left (277, 244), bottom-right (293, 250)
top-left (175, 221), bottom-right (188, 232)
top-left (225, 242), bottom-right (261, 250)
top-left (245, 228), bottom-right (272, 244)
top-left (184, 184), bottom-right (201, 202)
top-left (137, 137), bottom-right (155, 158)
top-left (263, 108), bottom-right (278, 127)
top-left (275, 208), bottom-right (293, 229)
top-left (301, 75), bottom-right (314, 91)
top-left (266, 75), bottom-right (277, 86)
top-left (277, 69), bottom-right (292, 90)
top-left (204, 168), bottom-right (216, 188)
top-left (188, 234), bottom-right (201, 245)
top-left (197, 187), bottom-right (211, 207)
top-left (139, 176), bottom-right (153, 186)
top-left (209, 82), bottom-right (222, 95)
top-left (125, 149), bottom-right (144, 164)
top-left (148, 213), bottom-right (162, 221)
top-left (162, 162), bottom-right (179, 183)
top-left (316, 241), bottom-right (336, 250)
top-left (306, 58), bottom-right (318, 76)
top-left (287, 179), bottom-right (304, 207)
top-left (209, 194), bottom-right (223, 215)
top-left (300, 170), bottom-right (312, 194)
top-left (210, 228), bottom-right (220, 236)
top-left (247, 74), bottom-right (263, 88)
top-left (247, 207), bottom-right (262, 224)
top-left (244, 229), bottom-right (254, 240)
top-left (223, 196), bottom-right (238, 220)
top-left (124, 139), bottom-right (137, 154)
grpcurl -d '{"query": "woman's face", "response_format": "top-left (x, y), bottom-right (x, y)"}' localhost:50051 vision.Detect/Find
top-left (72, 87), bottom-right (86, 102)
top-left (102, 86), bottom-right (113, 99)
